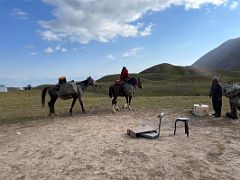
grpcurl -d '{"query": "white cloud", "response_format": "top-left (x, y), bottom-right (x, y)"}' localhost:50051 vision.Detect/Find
top-left (40, 0), bottom-right (226, 44)
top-left (44, 45), bottom-right (68, 54)
top-left (44, 47), bottom-right (54, 53)
top-left (230, 1), bottom-right (239, 10)
top-left (11, 8), bottom-right (28, 20)
top-left (40, 30), bottom-right (61, 41)
top-left (140, 24), bottom-right (153, 37)
top-left (183, 0), bottom-right (226, 9)
top-left (122, 47), bottom-right (144, 58)
top-left (106, 54), bottom-right (116, 60)
top-left (30, 52), bottom-right (39, 56)
top-left (61, 47), bottom-right (67, 52)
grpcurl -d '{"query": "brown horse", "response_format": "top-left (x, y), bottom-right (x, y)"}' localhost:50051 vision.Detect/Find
top-left (41, 77), bottom-right (97, 116)
top-left (109, 77), bottom-right (142, 112)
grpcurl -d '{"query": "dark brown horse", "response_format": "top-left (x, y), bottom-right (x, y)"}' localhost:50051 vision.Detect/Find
top-left (41, 77), bottom-right (97, 116)
top-left (109, 77), bottom-right (142, 112)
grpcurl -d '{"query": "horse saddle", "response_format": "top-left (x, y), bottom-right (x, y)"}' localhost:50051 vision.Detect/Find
top-left (113, 80), bottom-right (135, 96)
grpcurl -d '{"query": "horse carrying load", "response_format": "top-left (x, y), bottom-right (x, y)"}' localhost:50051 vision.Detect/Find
top-left (57, 79), bottom-right (80, 99)
top-left (41, 77), bottom-right (97, 115)
top-left (223, 82), bottom-right (240, 119)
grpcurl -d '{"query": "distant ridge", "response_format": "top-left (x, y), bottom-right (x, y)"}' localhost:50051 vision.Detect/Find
top-left (140, 63), bottom-right (197, 75)
top-left (192, 37), bottom-right (240, 71)
top-left (97, 63), bottom-right (209, 83)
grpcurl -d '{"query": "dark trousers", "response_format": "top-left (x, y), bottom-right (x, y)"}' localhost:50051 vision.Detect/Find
top-left (212, 98), bottom-right (222, 116)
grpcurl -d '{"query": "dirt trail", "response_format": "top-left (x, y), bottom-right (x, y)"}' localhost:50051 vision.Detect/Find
top-left (0, 111), bottom-right (240, 180)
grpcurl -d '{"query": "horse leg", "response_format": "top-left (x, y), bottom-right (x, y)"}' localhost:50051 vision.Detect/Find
top-left (69, 98), bottom-right (77, 114)
top-left (79, 98), bottom-right (85, 113)
top-left (48, 97), bottom-right (57, 116)
top-left (52, 97), bottom-right (58, 115)
top-left (128, 96), bottom-right (132, 110)
top-left (48, 100), bottom-right (52, 116)
top-left (115, 97), bottom-right (120, 111)
top-left (112, 97), bottom-right (118, 113)
top-left (124, 96), bottom-right (128, 109)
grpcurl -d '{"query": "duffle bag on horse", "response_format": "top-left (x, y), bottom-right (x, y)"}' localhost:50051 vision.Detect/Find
top-left (58, 81), bottom-right (79, 99)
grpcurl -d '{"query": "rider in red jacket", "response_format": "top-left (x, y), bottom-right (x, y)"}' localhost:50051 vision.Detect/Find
top-left (120, 67), bottom-right (129, 81)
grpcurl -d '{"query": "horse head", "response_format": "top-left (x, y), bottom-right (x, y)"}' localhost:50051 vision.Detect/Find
top-left (129, 77), bottom-right (143, 89)
top-left (86, 76), bottom-right (97, 87)
top-left (137, 77), bottom-right (143, 89)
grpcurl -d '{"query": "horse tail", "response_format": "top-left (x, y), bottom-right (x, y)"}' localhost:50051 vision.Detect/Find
top-left (41, 87), bottom-right (49, 107)
top-left (109, 85), bottom-right (113, 98)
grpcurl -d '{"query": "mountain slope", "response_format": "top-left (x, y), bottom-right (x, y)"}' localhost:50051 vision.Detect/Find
top-left (139, 63), bottom-right (211, 81)
top-left (192, 37), bottom-right (240, 70)
top-left (140, 63), bottom-right (197, 75)
top-left (97, 63), bottom-right (208, 83)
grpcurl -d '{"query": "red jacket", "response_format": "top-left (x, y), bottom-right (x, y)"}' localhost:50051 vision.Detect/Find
top-left (120, 69), bottom-right (129, 81)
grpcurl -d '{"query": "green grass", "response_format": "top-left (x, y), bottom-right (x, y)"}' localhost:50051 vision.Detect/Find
top-left (95, 64), bottom-right (240, 97)
top-left (1, 64), bottom-right (239, 125)
top-left (90, 80), bottom-right (212, 96)
top-left (2, 63), bottom-right (237, 125)
top-left (0, 89), bottom-right (230, 125)
top-left (34, 65), bottom-right (240, 97)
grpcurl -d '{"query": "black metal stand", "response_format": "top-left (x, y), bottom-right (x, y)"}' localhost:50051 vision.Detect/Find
top-left (174, 117), bottom-right (189, 137)
top-left (134, 113), bottom-right (165, 139)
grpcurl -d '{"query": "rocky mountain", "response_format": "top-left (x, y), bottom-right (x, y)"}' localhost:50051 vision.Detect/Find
top-left (192, 37), bottom-right (240, 71)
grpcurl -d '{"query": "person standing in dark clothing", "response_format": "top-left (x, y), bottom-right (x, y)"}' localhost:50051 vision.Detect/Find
top-left (210, 77), bottom-right (223, 117)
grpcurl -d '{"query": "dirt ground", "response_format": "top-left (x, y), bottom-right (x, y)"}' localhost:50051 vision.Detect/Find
top-left (0, 110), bottom-right (240, 180)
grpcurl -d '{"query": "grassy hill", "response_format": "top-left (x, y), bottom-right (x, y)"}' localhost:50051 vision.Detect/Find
top-left (93, 63), bottom-right (240, 96)
top-left (32, 63), bottom-right (240, 96)
top-left (91, 64), bottom-right (210, 96)
top-left (140, 63), bottom-right (196, 75)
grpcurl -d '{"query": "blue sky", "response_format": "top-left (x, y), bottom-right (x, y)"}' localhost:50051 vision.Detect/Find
top-left (0, 0), bottom-right (240, 86)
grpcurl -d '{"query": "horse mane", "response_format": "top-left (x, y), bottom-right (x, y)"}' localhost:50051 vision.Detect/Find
top-left (76, 78), bottom-right (88, 85)
top-left (76, 77), bottom-right (91, 86)
top-left (76, 79), bottom-right (87, 85)
top-left (128, 77), bottom-right (137, 86)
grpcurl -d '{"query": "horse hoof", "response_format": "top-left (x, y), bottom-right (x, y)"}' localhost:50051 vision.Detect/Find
top-left (128, 106), bottom-right (132, 110)
top-left (124, 104), bottom-right (128, 108)
top-left (112, 108), bottom-right (116, 113)
top-left (82, 111), bottom-right (86, 114)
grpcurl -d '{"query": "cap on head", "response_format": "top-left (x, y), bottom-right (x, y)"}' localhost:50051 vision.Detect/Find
top-left (212, 76), bottom-right (219, 82)
top-left (59, 76), bottom-right (66, 80)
